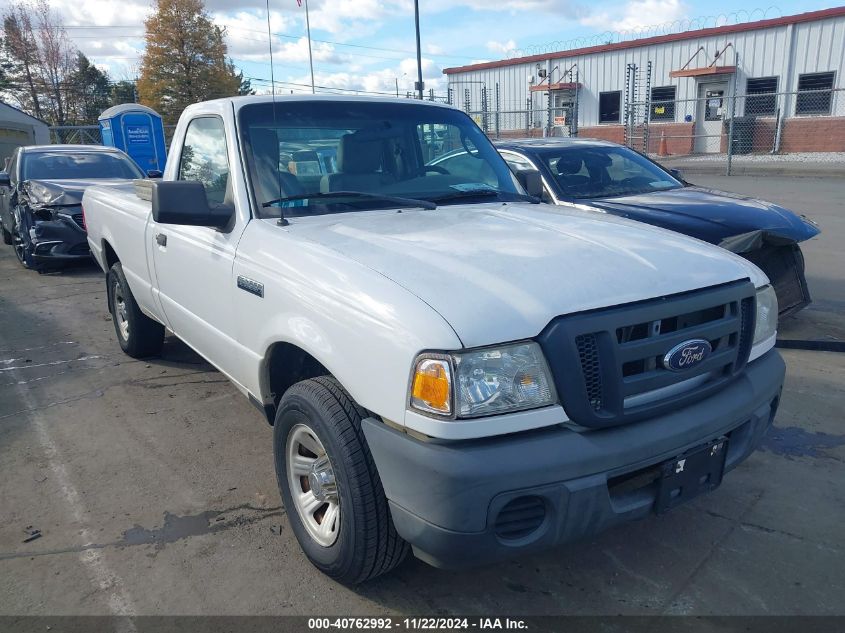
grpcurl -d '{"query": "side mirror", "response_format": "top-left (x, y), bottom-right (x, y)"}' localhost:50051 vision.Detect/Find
top-left (668, 168), bottom-right (685, 182)
top-left (0, 172), bottom-right (10, 188)
top-left (514, 169), bottom-right (544, 198)
top-left (151, 181), bottom-right (233, 229)
top-left (146, 169), bottom-right (163, 179)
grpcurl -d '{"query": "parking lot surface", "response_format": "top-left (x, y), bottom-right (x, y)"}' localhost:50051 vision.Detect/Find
top-left (1, 175), bottom-right (843, 616)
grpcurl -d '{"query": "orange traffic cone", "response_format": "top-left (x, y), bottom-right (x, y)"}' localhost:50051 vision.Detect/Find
top-left (658, 130), bottom-right (669, 156)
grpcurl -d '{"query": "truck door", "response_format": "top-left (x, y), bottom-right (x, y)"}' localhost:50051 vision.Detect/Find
top-left (149, 113), bottom-right (247, 383)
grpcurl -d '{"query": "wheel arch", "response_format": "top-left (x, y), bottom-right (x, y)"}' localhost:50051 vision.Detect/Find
top-left (102, 238), bottom-right (120, 269)
top-left (258, 340), bottom-right (335, 425)
top-left (102, 238), bottom-right (120, 310)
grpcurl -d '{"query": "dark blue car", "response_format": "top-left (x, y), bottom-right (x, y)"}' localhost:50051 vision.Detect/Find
top-left (481, 138), bottom-right (819, 317)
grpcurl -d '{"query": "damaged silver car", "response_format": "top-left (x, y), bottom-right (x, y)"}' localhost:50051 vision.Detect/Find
top-left (0, 145), bottom-right (145, 271)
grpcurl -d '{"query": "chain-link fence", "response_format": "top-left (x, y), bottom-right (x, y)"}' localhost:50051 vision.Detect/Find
top-left (623, 87), bottom-right (844, 173)
top-left (49, 126), bottom-right (102, 145)
top-left (47, 88), bottom-right (843, 175)
top-left (49, 125), bottom-right (179, 147)
top-left (445, 82), bottom-right (844, 174)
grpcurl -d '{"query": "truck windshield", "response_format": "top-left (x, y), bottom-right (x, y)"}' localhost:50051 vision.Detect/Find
top-left (239, 100), bottom-right (529, 218)
top-left (22, 151), bottom-right (144, 181)
top-left (540, 146), bottom-right (683, 199)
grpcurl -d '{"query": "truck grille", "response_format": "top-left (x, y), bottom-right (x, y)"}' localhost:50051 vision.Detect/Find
top-left (576, 334), bottom-right (603, 411)
top-left (71, 213), bottom-right (85, 230)
top-left (539, 280), bottom-right (756, 428)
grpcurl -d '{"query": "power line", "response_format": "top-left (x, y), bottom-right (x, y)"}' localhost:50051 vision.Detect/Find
top-left (53, 22), bottom-right (478, 60)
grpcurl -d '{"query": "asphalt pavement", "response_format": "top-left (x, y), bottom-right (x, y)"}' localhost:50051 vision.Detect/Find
top-left (1, 175), bottom-right (843, 617)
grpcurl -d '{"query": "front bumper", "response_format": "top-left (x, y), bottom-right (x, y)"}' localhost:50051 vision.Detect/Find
top-left (27, 216), bottom-right (91, 265)
top-left (362, 350), bottom-right (785, 569)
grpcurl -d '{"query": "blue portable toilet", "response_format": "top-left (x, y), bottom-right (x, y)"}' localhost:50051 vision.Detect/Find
top-left (98, 104), bottom-right (167, 173)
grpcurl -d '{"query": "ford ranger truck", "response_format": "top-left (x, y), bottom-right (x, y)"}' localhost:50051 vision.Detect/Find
top-left (82, 95), bottom-right (785, 584)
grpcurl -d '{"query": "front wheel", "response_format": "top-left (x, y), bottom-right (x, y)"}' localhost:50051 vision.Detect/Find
top-left (12, 226), bottom-right (35, 269)
top-left (274, 376), bottom-right (408, 584)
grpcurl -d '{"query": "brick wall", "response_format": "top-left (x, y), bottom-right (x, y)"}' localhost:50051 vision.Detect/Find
top-left (497, 117), bottom-right (845, 153)
top-left (579, 123), bottom-right (695, 154)
top-left (578, 125), bottom-right (625, 144)
top-left (780, 117), bottom-right (845, 152)
top-left (497, 128), bottom-right (545, 139)
top-left (645, 123), bottom-right (695, 155)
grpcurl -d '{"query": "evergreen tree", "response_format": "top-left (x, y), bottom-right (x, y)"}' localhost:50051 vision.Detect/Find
top-left (110, 80), bottom-right (138, 106)
top-left (67, 53), bottom-right (111, 124)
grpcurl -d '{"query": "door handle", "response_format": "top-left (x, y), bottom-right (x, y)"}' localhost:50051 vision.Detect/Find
top-left (155, 233), bottom-right (167, 247)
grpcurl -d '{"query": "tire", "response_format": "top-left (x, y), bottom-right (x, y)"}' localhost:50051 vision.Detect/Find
top-left (1, 226), bottom-right (11, 246)
top-left (12, 226), bottom-right (36, 269)
top-left (107, 262), bottom-right (165, 358)
top-left (274, 376), bottom-right (409, 584)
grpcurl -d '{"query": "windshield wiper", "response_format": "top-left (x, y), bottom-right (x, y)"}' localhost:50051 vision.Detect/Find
top-left (262, 190), bottom-right (436, 210)
top-left (430, 189), bottom-right (538, 205)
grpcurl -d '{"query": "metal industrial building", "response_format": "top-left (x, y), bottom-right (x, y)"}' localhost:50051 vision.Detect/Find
top-left (0, 102), bottom-right (50, 166)
top-left (443, 7), bottom-right (845, 155)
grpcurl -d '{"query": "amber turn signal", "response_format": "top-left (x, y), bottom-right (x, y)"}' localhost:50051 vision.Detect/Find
top-left (411, 358), bottom-right (452, 415)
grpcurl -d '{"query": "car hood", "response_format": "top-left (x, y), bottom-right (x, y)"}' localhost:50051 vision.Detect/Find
top-left (285, 203), bottom-right (765, 348)
top-left (579, 186), bottom-right (820, 248)
top-left (23, 178), bottom-right (131, 208)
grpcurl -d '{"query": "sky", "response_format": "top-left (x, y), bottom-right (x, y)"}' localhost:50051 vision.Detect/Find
top-left (44, 0), bottom-right (839, 97)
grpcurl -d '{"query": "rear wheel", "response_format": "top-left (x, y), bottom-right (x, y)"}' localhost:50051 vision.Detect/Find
top-left (107, 262), bottom-right (164, 358)
top-left (1, 226), bottom-right (11, 245)
top-left (274, 376), bottom-right (408, 584)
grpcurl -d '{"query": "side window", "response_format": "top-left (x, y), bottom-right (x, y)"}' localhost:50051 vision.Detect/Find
top-left (500, 152), bottom-right (536, 174)
top-left (178, 117), bottom-right (230, 205)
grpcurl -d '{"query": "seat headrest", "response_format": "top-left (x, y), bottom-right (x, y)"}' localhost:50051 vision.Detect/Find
top-left (556, 156), bottom-right (584, 176)
top-left (337, 133), bottom-right (382, 174)
top-left (252, 128), bottom-right (280, 167)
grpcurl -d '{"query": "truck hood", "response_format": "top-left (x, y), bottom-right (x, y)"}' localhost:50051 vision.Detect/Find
top-left (579, 186), bottom-right (820, 247)
top-left (286, 203), bottom-right (766, 348)
top-left (24, 178), bottom-right (130, 208)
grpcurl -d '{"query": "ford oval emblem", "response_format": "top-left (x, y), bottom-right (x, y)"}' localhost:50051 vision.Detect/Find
top-left (663, 339), bottom-right (712, 372)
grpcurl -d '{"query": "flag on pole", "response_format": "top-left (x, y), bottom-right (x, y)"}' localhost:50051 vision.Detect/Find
top-left (296, 0), bottom-right (302, 5)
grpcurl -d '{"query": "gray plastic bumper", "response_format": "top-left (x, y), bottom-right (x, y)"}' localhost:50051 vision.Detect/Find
top-left (362, 350), bottom-right (785, 569)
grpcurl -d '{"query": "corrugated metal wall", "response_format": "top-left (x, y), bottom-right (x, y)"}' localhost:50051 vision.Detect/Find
top-left (447, 15), bottom-right (845, 128)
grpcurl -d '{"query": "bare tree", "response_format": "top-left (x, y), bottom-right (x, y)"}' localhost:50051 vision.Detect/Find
top-left (1, 0), bottom-right (93, 126)
top-left (33, 0), bottom-right (75, 125)
top-left (1, 4), bottom-right (45, 120)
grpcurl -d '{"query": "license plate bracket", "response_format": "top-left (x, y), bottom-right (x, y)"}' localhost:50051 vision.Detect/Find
top-left (655, 437), bottom-right (728, 514)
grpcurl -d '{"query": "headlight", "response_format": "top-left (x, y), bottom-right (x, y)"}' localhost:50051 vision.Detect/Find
top-left (753, 285), bottom-right (778, 346)
top-left (410, 342), bottom-right (557, 419)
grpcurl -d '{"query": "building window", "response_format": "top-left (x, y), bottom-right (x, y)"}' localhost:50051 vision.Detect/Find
top-left (650, 86), bottom-right (676, 121)
top-left (746, 76), bottom-right (778, 116)
top-left (599, 91), bottom-right (621, 124)
top-left (796, 72), bottom-right (835, 115)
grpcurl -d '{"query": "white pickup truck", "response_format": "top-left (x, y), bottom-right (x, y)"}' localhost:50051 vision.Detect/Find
top-left (83, 95), bottom-right (784, 584)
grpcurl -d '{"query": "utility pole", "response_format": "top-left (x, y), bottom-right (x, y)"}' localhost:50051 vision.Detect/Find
top-left (414, 0), bottom-right (424, 99)
top-left (304, 0), bottom-right (316, 93)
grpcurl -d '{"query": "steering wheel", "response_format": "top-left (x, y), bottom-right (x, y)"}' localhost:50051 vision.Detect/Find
top-left (425, 165), bottom-right (450, 175)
